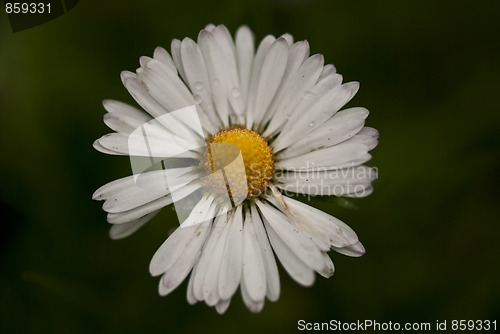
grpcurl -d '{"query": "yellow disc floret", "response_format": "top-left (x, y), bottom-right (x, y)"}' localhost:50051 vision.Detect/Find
top-left (204, 128), bottom-right (274, 200)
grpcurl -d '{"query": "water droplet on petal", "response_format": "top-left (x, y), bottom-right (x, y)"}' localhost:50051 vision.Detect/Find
top-left (193, 95), bottom-right (202, 104)
top-left (212, 79), bottom-right (220, 87)
top-left (309, 121), bottom-right (315, 127)
top-left (194, 81), bottom-right (204, 91)
top-left (231, 87), bottom-right (240, 98)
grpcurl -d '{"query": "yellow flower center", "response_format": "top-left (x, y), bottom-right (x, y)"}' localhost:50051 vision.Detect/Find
top-left (205, 128), bottom-right (274, 200)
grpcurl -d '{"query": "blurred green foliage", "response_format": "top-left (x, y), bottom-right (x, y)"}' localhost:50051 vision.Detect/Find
top-left (1, 0), bottom-right (499, 333)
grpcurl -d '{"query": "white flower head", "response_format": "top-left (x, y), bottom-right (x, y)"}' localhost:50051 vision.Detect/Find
top-left (93, 24), bottom-right (379, 314)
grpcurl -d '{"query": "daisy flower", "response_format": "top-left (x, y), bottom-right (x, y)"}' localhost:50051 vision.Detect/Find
top-left (93, 24), bottom-right (379, 314)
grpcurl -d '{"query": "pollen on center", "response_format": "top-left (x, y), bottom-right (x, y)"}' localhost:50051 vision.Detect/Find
top-left (203, 128), bottom-right (275, 200)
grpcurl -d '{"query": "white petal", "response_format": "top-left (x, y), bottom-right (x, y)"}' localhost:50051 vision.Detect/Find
top-left (143, 105), bottom-right (206, 149)
top-left (96, 133), bottom-right (147, 156)
top-left (252, 37), bottom-right (289, 126)
top-left (201, 213), bottom-right (232, 306)
top-left (276, 143), bottom-right (371, 171)
top-left (218, 206), bottom-right (243, 301)
top-left (257, 201), bottom-right (328, 274)
top-left (266, 194), bottom-right (359, 248)
top-left (102, 171), bottom-right (201, 214)
top-left (102, 108), bottom-right (150, 136)
top-left (264, 52), bottom-right (323, 135)
top-left (150, 221), bottom-right (211, 277)
top-left (120, 70), bottom-right (136, 83)
top-left (136, 65), bottom-right (194, 112)
top-left (318, 64), bottom-right (336, 81)
top-left (197, 29), bottom-right (232, 127)
top-left (102, 115), bottom-right (145, 136)
top-left (266, 70), bottom-right (343, 136)
top-left (93, 169), bottom-right (170, 201)
top-left (250, 205), bottom-right (280, 302)
top-left (346, 127), bottom-right (379, 150)
top-left (180, 37), bottom-right (222, 132)
top-left (101, 186), bottom-right (167, 214)
top-left (277, 107), bottom-right (369, 160)
top-left (275, 165), bottom-right (377, 197)
top-left (93, 167), bottom-right (195, 201)
top-left (150, 225), bottom-right (198, 276)
top-left (186, 264), bottom-right (198, 305)
top-left (171, 39), bottom-right (187, 82)
top-left (93, 139), bottom-right (123, 156)
top-left (256, 202), bottom-right (317, 286)
top-left (122, 76), bottom-right (169, 118)
top-left (332, 241), bottom-right (366, 257)
top-left (93, 174), bottom-right (137, 201)
top-left (157, 222), bottom-right (212, 296)
top-left (109, 210), bottom-right (159, 239)
top-left (262, 219), bottom-right (315, 287)
top-left (273, 82), bottom-right (360, 152)
top-left (241, 209), bottom-right (266, 303)
top-left (191, 213), bottom-right (225, 302)
top-left (103, 99), bottom-right (151, 122)
top-left (280, 33), bottom-right (294, 45)
top-left (107, 196), bottom-right (173, 224)
top-left (215, 299), bottom-right (231, 314)
top-left (179, 195), bottom-right (218, 228)
top-left (139, 56), bottom-right (152, 68)
top-left (204, 23), bottom-right (216, 32)
top-left (317, 252), bottom-right (335, 278)
top-left (153, 47), bottom-right (177, 74)
top-left (235, 25), bottom-right (255, 106)
top-left (97, 130), bottom-right (199, 157)
top-left (245, 35), bottom-right (276, 129)
top-left (266, 190), bottom-right (330, 252)
top-left (261, 41), bottom-right (311, 129)
top-left (241, 275), bottom-right (265, 313)
top-left (212, 25), bottom-right (244, 119)
top-left (142, 58), bottom-right (196, 109)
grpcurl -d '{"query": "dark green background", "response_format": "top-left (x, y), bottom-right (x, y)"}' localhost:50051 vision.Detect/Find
top-left (1, 0), bottom-right (499, 333)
